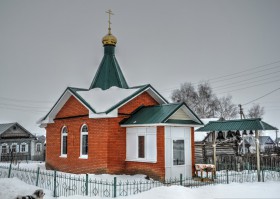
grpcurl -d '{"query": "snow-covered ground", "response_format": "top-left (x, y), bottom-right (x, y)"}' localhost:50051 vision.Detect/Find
top-left (0, 177), bottom-right (279, 199)
top-left (1, 161), bottom-right (279, 198)
top-left (0, 161), bottom-right (46, 170)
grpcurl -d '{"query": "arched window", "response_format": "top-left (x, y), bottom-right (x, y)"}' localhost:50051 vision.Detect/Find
top-left (61, 126), bottom-right (68, 157)
top-left (80, 124), bottom-right (88, 158)
top-left (20, 143), bottom-right (28, 153)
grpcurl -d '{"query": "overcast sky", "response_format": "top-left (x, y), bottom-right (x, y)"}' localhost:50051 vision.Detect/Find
top-left (0, 0), bottom-right (279, 137)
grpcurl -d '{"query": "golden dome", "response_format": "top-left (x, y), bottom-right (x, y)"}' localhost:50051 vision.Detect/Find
top-left (102, 32), bottom-right (117, 46)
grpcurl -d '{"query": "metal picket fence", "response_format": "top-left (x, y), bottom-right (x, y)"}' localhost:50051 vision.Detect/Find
top-left (0, 164), bottom-right (280, 198)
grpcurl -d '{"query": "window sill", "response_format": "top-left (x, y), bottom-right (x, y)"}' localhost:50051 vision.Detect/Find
top-left (125, 159), bottom-right (157, 163)
top-left (60, 155), bottom-right (67, 158)
top-left (79, 155), bottom-right (88, 159)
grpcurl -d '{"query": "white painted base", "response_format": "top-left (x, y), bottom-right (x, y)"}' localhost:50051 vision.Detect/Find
top-left (165, 126), bottom-right (192, 180)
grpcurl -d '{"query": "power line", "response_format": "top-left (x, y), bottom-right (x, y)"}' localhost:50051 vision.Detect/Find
top-left (206, 60), bottom-right (280, 82)
top-left (217, 79), bottom-right (280, 95)
top-left (0, 102), bottom-right (50, 110)
top-left (0, 106), bottom-right (48, 113)
top-left (242, 88), bottom-right (280, 106)
top-left (212, 71), bottom-right (280, 90)
top-left (214, 77), bottom-right (280, 91)
top-left (210, 65), bottom-right (280, 85)
top-left (0, 96), bottom-right (54, 104)
top-left (158, 59), bottom-right (280, 93)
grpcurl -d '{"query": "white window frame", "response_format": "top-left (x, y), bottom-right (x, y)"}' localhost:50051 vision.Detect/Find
top-left (36, 143), bottom-right (42, 152)
top-left (60, 126), bottom-right (68, 158)
top-left (172, 139), bottom-right (185, 166)
top-left (137, 135), bottom-right (145, 159)
top-left (79, 124), bottom-right (88, 159)
top-left (11, 143), bottom-right (18, 153)
top-left (126, 127), bottom-right (157, 163)
top-left (1, 143), bottom-right (8, 154)
top-left (20, 143), bottom-right (28, 153)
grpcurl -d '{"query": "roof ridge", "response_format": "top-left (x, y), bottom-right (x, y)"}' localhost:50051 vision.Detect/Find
top-left (0, 122), bottom-right (16, 125)
top-left (209, 118), bottom-right (261, 123)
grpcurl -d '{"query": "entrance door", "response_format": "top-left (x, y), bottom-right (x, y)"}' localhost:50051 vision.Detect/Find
top-left (165, 126), bottom-right (192, 180)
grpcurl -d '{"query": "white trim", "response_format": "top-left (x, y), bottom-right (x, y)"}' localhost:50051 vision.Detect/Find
top-left (125, 159), bottom-right (157, 163)
top-left (35, 143), bottom-right (42, 152)
top-left (38, 89), bottom-right (91, 125)
top-left (79, 155), bottom-right (88, 159)
top-left (80, 124), bottom-right (88, 157)
top-left (1, 143), bottom-right (8, 154)
top-left (126, 127), bottom-right (157, 163)
top-left (59, 154), bottom-right (67, 158)
top-left (38, 85), bottom-right (169, 123)
top-left (11, 143), bottom-right (18, 152)
top-left (20, 142), bottom-right (28, 153)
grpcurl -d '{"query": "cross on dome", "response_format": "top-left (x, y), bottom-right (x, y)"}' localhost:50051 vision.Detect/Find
top-left (102, 9), bottom-right (117, 46)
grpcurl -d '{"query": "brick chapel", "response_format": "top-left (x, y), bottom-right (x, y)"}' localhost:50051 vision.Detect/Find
top-left (38, 13), bottom-right (203, 180)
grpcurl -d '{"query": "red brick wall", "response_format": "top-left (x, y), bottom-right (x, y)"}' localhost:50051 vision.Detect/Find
top-left (106, 91), bottom-right (159, 174)
top-left (55, 96), bottom-right (88, 119)
top-left (118, 91), bottom-right (159, 114)
top-left (45, 91), bottom-right (161, 176)
top-left (46, 117), bottom-right (110, 173)
top-left (124, 126), bottom-right (165, 180)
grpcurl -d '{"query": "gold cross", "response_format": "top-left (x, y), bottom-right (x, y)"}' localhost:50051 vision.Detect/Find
top-left (106, 9), bottom-right (114, 33)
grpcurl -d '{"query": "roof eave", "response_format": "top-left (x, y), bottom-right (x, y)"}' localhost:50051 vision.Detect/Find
top-left (121, 123), bottom-right (204, 127)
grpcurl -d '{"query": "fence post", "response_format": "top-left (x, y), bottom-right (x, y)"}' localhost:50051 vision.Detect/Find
top-left (53, 170), bottom-right (57, 197)
top-left (36, 167), bottom-right (40, 186)
top-left (262, 170), bottom-right (264, 182)
top-left (85, 173), bottom-right (89, 196)
top-left (226, 169), bottom-right (229, 184)
top-left (8, 164), bottom-right (12, 178)
top-left (180, 174), bottom-right (183, 186)
top-left (113, 177), bottom-right (117, 198)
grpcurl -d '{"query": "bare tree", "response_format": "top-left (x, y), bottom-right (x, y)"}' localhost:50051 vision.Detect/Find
top-left (171, 82), bottom-right (197, 110)
top-left (247, 103), bottom-right (265, 118)
top-left (216, 95), bottom-right (238, 120)
top-left (195, 82), bottom-right (217, 118)
top-left (171, 81), bottom-right (219, 118)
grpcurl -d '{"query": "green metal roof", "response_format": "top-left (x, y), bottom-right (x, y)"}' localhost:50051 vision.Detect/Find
top-left (89, 45), bottom-right (129, 90)
top-left (196, 118), bottom-right (278, 131)
top-left (38, 84), bottom-right (169, 123)
top-left (121, 103), bottom-right (203, 125)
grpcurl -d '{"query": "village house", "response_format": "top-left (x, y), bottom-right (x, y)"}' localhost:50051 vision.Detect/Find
top-left (37, 15), bottom-right (203, 180)
top-left (0, 122), bottom-right (45, 162)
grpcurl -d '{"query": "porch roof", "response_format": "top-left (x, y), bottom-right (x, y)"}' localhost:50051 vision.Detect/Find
top-left (195, 118), bottom-right (278, 132)
top-left (121, 102), bottom-right (203, 126)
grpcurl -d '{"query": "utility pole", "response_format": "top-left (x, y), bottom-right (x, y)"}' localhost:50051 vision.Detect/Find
top-left (238, 104), bottom-right (246, 154)
top-left (276, 130), bottom-right (279, 147)
top-left (238, 104), bottom-right (245, 119)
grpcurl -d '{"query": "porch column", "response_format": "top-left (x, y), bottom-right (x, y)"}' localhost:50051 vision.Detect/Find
top-left (213, 131), bottom-right (217, 168)
top-left (255, 130), bottom-right (261, 182)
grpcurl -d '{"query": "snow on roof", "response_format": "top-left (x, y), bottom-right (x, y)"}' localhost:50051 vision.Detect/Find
top-left (76, 86), bottom-right (140, 113)
top-left (195, 118), bottom-right (219, 142)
